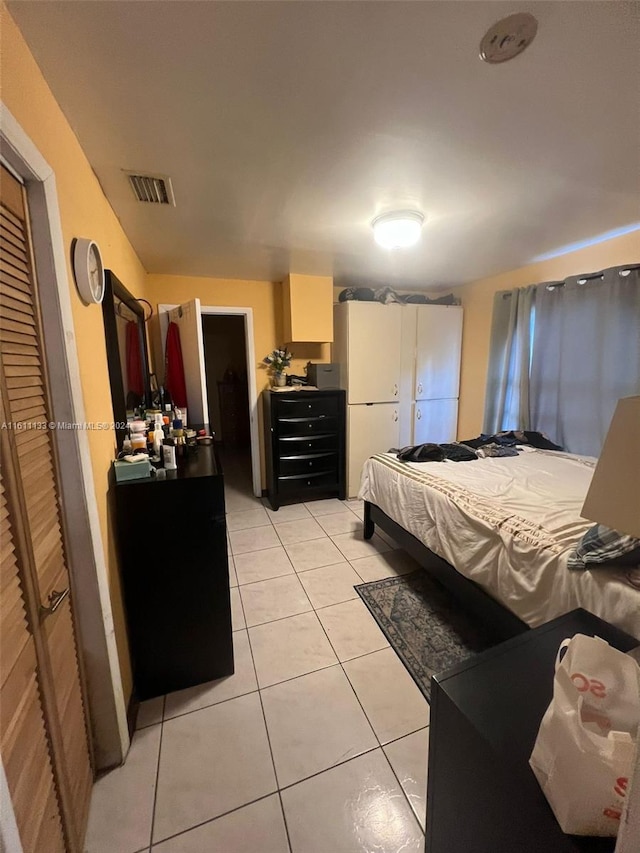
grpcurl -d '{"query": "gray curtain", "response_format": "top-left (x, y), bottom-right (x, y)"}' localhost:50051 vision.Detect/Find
top-left (483, 284), bottom-right (536, 433)
top-left (530, 265), bottom-right (640, 456)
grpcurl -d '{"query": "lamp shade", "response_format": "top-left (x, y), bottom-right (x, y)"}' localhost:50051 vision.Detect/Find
top-left (581, 396), bottom-right (640, 538)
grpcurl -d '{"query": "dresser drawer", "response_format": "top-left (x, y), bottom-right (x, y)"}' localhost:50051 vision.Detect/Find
top-left (277, 415), bottom-right (338, 436)
top-left (278, 470), bottom-right (338, 491)
top-left (275, 396), bottom-right (338, 419)
top-left (279, 452), bottom-right (337, 476)
top-left (278, 433), bottom-right (338, 454)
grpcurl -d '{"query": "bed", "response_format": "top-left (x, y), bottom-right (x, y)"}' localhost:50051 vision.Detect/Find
top-left (360, 448), bottom-right (640, 640)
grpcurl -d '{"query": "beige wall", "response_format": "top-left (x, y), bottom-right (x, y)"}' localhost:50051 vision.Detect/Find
top-left (1, 5), bottom-right (151, 699)
top-left (147, 274), bottom-right (330, 486)
top-left (456, 231), bottom-right (640, 439)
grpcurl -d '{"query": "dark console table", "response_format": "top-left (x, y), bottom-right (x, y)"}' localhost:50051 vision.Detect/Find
top-left (111, 445), bottom-right (233, 701)
top-left (427, 608), bottom-right (638, 853)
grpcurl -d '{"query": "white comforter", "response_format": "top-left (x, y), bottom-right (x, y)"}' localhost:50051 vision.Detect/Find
top-left (359, 449), bottom-right (640, 638)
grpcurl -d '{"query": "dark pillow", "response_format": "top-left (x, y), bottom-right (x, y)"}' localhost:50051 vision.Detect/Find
top-left (568, 524), bottom-right (640, 570)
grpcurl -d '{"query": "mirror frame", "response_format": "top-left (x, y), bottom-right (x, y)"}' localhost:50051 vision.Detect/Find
top-left (102, 269), bottom-right (151, 448)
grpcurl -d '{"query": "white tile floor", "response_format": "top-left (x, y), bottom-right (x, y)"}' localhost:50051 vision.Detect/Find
top-left (85, 468), bottom-right (430, 853)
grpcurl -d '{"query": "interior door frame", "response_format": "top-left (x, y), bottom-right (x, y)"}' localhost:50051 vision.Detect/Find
top-left (0, 103), bottom-right (129, 770)
top-left (159, 303), bottom-right (261, 497)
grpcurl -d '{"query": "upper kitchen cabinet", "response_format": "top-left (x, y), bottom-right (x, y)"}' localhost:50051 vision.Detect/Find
top-left (282, 274), bottom-right (333, 343)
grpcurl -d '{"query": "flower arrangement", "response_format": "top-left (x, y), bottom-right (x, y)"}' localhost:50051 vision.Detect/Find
top-left (262, 347), bottom-right (293, 374)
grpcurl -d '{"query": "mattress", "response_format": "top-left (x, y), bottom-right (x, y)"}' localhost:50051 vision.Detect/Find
top-left (359, 449), bottom-right (640, 639)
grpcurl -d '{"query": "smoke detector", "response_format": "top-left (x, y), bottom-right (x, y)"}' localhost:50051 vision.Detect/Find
top-left (480, 13), bottom-right (538, 64)
top-left (127, 172), bottom-right (176, 205)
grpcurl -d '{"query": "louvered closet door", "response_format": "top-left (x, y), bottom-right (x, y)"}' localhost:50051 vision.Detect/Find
top-left (0, 165), bottom-right (92, 851)
top-left (0, 464), bottom-right (66, 853)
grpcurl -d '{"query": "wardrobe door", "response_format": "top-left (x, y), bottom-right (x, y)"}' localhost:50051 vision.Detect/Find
top-left (0, 461), bottom-right (66, 853)
top-left (346, 303), bottom-right (402, 404)
top-left (415, 306), bottom-right (462, 401)
top-left (347, 403), bottom-right (400, 497)
top-left (0, 165), bottom-right (92, 851)
top-left (413, 399), bottom-right (459, 445)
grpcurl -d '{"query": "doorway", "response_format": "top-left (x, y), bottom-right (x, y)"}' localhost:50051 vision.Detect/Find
top-left (202, 314), bottom-right (252, 496)
top-left (158, 302), bottom-right (261, 498)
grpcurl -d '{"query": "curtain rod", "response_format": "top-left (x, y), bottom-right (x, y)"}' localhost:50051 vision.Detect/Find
top-left (545, 264), bottom-right (639, 290)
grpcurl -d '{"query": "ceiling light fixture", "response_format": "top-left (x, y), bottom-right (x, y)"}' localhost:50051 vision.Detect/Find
top-left (372, 211), bottom-right (424, 249)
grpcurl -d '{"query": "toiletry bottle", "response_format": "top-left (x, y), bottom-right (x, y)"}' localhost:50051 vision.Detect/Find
top-left (153, 425), bottom-right (164, 459)
top-left (162, 441), bottom-right (177, 470)
top-left (122, 435), bottom-right (132, 454)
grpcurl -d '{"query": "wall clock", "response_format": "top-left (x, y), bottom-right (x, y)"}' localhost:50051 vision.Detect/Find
top-left (73, 238), bottom-right (105, 305)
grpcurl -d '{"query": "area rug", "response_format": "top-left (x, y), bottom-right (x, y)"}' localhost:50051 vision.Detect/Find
top-left (355, 571), bottom-right (496, 702)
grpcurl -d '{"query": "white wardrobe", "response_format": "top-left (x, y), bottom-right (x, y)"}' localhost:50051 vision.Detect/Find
top-left (333, 301), bottom-right (463, 497)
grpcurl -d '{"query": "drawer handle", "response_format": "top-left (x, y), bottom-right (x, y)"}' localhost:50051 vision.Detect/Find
top-left (393, 410), bottom-right (398, 422)
top-left (417, 408), bottom-right (422, 420)
top-left (417, 382), bottom-right (423, 395)
top-left (393, 384), bottom-right (398, 396)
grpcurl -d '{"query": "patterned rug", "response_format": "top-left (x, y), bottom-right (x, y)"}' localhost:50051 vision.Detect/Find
top-left (355, 570), bottom-right (496, 702)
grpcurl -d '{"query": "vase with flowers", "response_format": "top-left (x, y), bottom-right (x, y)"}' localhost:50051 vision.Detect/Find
top-left (262, 347), bottom-right (293, 387)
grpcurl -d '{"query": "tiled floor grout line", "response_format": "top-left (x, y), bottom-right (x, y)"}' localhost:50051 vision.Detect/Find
top-left (147, 695), bottom-right (166, 850)
top-left (283, 555), bottom-right (424, 826)
top-left (380, 745), bottom-right (426, 837)
top-left (145, 717), bottom-right (430, 848)
top-left (276, 789), bottom-right (294, 853)
top-left (240, 580), bottom-right (294, 853)
top-left (265, 524), bottom-right (425, 826)
top-left (148, 791), bottom-right (282, 850)
top-left (136, 494), bottom-right (418, 850)
top-left (143, 674), bottom-right (429, 741)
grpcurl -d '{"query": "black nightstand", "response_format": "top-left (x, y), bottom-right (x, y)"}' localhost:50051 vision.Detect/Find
top-left (426, 608), bottom-right (638, 853)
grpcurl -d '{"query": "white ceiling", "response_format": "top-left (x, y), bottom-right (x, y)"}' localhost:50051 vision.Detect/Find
top-left (8, 1), bottom-right (640, 289)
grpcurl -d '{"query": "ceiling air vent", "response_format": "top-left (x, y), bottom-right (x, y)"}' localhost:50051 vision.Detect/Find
top-left (127, 173), bottom-right (176, 206)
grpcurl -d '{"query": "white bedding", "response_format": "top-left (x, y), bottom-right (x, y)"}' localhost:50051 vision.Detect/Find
top-left (358, 450), bottom-right (640, 639)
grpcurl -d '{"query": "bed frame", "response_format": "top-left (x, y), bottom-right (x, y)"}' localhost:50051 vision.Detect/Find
top-left (363, 501), bottom-right (529, 641)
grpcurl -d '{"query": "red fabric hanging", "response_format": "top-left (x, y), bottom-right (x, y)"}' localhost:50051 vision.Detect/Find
top-left (165, 321), bottom-right (188, 407)
top-left (125, 321), bottom-right (144, 397)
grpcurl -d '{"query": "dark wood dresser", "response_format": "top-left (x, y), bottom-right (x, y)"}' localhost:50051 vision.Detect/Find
top-left (111, 445), bottom-right (234, 701)
top-left (263, 389), bottom-right (346, 510)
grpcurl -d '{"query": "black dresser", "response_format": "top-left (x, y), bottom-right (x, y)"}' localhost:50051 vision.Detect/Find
top-left (263, 389), bottom-right (346, 510)
top-left (111, 445), bottom-right (234, 701)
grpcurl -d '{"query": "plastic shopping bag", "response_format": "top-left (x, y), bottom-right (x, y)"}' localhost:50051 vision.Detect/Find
top-left (529, 633), bottom-right (640, 836)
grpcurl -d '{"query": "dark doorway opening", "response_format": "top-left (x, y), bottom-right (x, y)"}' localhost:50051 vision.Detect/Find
top-left (201, 314), bottom-right (252, 494)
